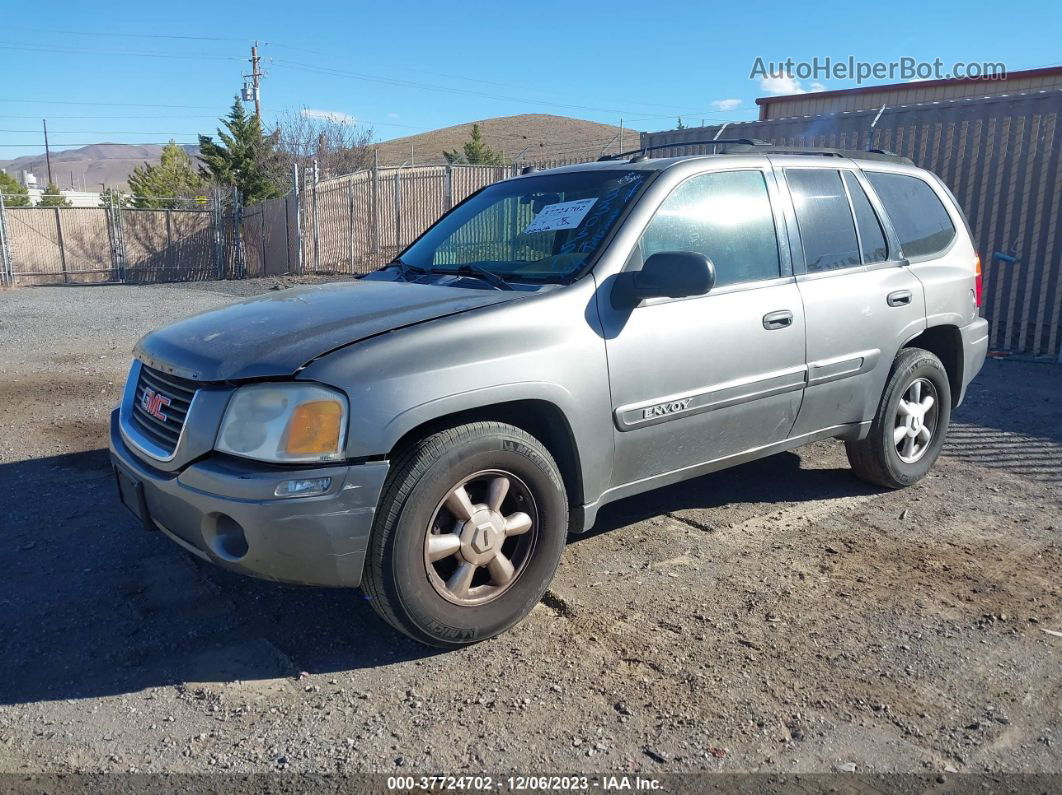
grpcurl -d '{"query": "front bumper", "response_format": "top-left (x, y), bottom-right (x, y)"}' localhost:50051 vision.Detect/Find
top-left (109, 409), bottom-right (388, 587)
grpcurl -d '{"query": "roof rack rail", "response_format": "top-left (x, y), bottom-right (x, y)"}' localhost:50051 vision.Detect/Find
top-left (598, 138), bottom-right (771, 161)
top-left (718, 143), bottom-right (913, 164)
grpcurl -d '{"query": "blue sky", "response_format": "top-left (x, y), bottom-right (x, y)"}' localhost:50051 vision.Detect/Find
top-left (1, 0), bottom-right (1059, 160)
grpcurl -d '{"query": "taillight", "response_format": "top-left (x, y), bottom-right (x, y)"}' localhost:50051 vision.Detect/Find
top-left (974, 255), bottom-right (983, 307)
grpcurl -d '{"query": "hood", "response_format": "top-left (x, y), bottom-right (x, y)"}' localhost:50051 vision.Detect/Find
top-left (134, 280), bottom-right (520, 381)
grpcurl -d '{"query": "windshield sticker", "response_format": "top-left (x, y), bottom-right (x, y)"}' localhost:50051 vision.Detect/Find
top-left (560, 173), bottom-right (647, 255)
top-left (523, 198), bottom-right (599, 234)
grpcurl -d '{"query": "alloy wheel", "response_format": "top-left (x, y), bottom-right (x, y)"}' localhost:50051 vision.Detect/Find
top-left (423, 470), bottom-right (538, 606)
top-left (893, 377), bottom-right (939, 463)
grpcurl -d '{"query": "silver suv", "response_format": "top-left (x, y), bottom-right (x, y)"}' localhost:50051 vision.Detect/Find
top-left (110, 143), bottom-right (989, 646)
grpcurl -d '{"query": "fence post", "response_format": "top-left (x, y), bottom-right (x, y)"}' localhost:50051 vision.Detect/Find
top-left (371, 152), bottom-right (380, 257)
top-left (212, 189), bottom-right (224, 279)
top-left (104, 194), bottom-right (117, 282)
top-left (312, 158), bottom-right (321, 273)
top-left (348, 180), bottom-right (355, 273)
top-left (114, 195), bottom-right (127, 282)
top-left (292, 163), bottom-right (303, 275)
top-left (232, 187), bottom-right (244, 279)
top-left (0, 193), bottom-right (11, 287)
top-left (443, 164), bottom-right (453, 212)
top-left (54, 206), bottom-right (69, 284)
top-left (165, 208), bottom-right (174, 275)
top-left (394, 169), bottom-right (402, 252)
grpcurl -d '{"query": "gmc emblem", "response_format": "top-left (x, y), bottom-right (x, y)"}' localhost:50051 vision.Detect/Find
top-left (141, 387), bottom-right (171, 422)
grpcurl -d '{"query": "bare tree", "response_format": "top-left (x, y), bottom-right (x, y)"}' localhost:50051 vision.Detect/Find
top-left (271, 110), bottom-right (375, 182)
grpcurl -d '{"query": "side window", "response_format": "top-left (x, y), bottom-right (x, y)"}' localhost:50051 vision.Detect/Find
top-left (842, 172), bottom-right (888, 263)
top-left (785, 168), bottom-right (860, 272)
top-left (639, 170), bottom-right (780, 288)
top-left (865, 171), bottom-right (956, 258)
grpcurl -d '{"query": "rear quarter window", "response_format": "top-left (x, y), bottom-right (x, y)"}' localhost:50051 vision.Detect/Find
top-left (864, 172), bottom-right (956, 259)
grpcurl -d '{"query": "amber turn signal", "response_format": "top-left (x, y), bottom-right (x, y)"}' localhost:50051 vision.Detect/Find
top-left (283, 400), bottom-right (343, 456)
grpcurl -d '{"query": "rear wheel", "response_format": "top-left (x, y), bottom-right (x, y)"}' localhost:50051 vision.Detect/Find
top-left (846, 347), bottom-right (952, 489)
top-left (362, 422), bottom-right (568, 647)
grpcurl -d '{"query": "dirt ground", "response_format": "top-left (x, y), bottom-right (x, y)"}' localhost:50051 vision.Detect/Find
top-left (0, 280), bottom-right (1059, 780)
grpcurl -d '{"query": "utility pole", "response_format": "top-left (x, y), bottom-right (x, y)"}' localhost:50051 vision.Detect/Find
top-left (618, 118), bottom-right (624, 153)
top-left (243, 42), bottom-right (263, 119)
top-left (43, 119), bottom-right (54, 186)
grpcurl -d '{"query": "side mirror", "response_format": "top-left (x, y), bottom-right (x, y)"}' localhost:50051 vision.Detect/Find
top-left (612, 251), bottom-right (717, 308)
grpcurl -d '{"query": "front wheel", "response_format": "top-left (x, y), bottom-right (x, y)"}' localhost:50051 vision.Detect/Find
top-left (362, 422), bottom-right (568, 647)
top-left (846, 347), bottom-right (952, 489)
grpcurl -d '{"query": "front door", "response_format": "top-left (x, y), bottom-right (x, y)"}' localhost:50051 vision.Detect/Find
top-left (596, 168), bottom-right (807, 490)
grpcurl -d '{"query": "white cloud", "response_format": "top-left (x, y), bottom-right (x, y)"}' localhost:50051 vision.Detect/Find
top-left (759, 76), bottom-right (828, 96)
top-left (386, 112), bottom-right (400, 119)
top-left (711, 98), bottom-right (742, 111)
top-left (300, 108), bottom-right (356, 125)
top-left (760, 75), bottom-right (806, 95)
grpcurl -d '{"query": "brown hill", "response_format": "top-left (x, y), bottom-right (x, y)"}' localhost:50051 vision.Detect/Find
top-left (371, 114), bottom-right (640, 167)
top-left (0, 115), bottom-right (641, 190)
top-left (0, 144), bottom-right (200, 191)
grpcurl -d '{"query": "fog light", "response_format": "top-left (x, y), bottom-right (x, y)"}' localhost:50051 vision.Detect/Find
top-left (274, 477), bottom-right (332, 498)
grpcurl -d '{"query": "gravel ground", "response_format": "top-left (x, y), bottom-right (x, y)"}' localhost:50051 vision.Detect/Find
top-left (0, 280), bottom-right (1059, 779)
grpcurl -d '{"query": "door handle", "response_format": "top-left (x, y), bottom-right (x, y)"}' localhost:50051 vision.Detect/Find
top-left (887, 289), bottom-right (913, 307)
top-left (762, 310), bottom-right (794, 330)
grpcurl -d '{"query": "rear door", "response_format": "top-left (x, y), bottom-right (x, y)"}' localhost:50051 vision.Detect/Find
top-left (779, 163), bottom-right (927, 437)
top-left (596, 166), bottom-right (807, 489)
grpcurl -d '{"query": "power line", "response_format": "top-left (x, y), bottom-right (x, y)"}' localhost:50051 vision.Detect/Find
top-left (0, 42), bottom-right (240, 61)
top-left (0, 26), bottom-right (738, 116)
top-left (0, 25), bottom-right (248, 42)
top-left (262, 40), bottom-right (705, 114)
top-left (3, 114), bottom-right (223, 120)
top-left (0, 97), bottom-right (224, 109)
top-left (272, 59), bottom-right (681, 118)
top-left (0, 142), bottom-right (200, 148)
top-left (0, 128), bottom-right (205, 134)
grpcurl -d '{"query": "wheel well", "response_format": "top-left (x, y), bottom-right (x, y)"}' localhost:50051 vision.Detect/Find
top-left (387, 400), bottom-right (584, 507)
top-left (904, 325), bottom-right (963, 406)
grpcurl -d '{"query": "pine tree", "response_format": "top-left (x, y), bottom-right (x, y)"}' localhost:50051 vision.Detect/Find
top-left (443, 124), bottom-right (505, 165)
top-left (0, 171), bottom-right (30, 207)
top-left (675, 117), bottom-right (687, 130)
top-left (198, 97), bottom-right (284, 204)
top-left (38, 183), bottom-right (70, 207)
top-left (127, 141), bottom-right (205, 209)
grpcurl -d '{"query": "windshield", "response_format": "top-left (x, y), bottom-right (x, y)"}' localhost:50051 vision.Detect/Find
top-left (398, 169), bottom-right (651, 283)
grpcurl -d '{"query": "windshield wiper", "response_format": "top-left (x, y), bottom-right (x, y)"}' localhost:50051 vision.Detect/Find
top-left (391, 259), bottom-right (513, 291)
top-left (389, 257), bottom-right (427, 282)
top-left (453, 263), bottom-right (514, 291)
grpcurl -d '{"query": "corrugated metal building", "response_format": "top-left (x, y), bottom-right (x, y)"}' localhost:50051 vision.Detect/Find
top-left (641, 73), bottom-right (1062, 359)
top-left (756, 66), bottom-right (1062, 120)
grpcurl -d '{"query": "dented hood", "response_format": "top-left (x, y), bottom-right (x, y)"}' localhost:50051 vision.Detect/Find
top-left (134, 280), bottom-right (519, 382)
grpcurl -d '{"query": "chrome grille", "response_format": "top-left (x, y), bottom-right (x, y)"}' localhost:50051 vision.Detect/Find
top-left (130, 365), bottom-right (198, 456)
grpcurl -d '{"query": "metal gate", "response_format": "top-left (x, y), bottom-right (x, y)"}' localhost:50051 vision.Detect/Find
top-left (0, 202), bottom-right (233, 286)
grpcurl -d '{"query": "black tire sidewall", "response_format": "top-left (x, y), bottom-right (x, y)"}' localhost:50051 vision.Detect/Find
top-left (876, 352), bottom-right (952, 486)
top-left (386, 430), bottom-right (567, 645)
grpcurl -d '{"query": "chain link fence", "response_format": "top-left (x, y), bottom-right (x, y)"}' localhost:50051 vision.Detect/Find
top-left (0, 160), bottom-right (587, 288)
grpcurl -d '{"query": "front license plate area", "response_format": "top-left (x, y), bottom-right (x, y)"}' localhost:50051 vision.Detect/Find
top-left (114, 466), bottom-right (157, 531)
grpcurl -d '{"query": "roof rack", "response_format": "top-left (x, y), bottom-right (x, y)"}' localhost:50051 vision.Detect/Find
top-left (598, 139), bottom-right (912, 165)
top-left (598, 138), bottom-right (771, 161)
top-left (716, 143), bottom-right (913, 164)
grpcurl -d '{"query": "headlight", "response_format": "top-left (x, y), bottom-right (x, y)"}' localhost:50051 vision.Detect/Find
top-left (215, 383), bottom-right (348, 463)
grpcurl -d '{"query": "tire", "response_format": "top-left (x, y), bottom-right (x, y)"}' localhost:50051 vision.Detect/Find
top-left (845, 347), bottom-right (952, 489)
top-left (362, 421), bottom-right (568, 647)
